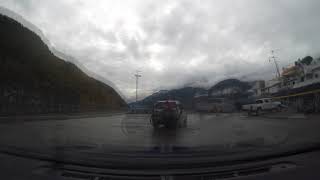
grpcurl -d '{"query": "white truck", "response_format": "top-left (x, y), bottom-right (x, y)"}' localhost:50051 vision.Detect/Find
top-left (242, 98), bottom-right (282, 115)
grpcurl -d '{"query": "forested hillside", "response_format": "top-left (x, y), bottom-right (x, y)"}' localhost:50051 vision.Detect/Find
top-left (0, 13), bottom-right (127, 115)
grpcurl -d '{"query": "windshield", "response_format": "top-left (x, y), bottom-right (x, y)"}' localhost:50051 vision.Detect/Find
top-left (1, 0), bottom-right (320, 174)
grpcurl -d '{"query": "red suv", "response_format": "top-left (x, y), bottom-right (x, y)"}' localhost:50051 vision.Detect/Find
top-left (150, 100), bottom-right (187, 129)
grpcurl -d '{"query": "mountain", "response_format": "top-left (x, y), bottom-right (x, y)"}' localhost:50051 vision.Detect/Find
top-left (208, 79), bottom-right (251, 95)
top-left (131, 78), bottom-right (257, 111)
top-left (131, 87), bottom-right (207, 109)
top-left (208, 79), bottom-right (254, 109)
top-left (0, 12), bottom-right (127, 115)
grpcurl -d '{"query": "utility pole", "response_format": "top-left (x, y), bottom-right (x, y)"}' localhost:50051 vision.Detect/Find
top-left (269, 50), bottom-right (281, 78)
top-left (134, 71), bottom-right (141, 103)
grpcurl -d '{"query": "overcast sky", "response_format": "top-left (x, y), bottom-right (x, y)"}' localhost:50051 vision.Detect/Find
top-left (1, 0), bottom-right (320, 101)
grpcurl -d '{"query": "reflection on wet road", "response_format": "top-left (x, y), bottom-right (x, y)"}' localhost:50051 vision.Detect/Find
top-left (0, 113), bottom-right (319, 153)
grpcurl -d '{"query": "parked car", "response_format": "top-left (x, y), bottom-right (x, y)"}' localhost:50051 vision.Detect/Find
top-left (150, 100), bottom-right (187, 129)
top-left (242, 98), bottom-right (282, 115)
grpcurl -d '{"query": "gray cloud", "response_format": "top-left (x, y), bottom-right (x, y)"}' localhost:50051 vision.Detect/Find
top-left (1, 0), bottom-right (320, 102)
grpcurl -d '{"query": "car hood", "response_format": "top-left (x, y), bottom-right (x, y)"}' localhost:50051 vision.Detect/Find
top-left (1, 142), bottom-right (320, 170)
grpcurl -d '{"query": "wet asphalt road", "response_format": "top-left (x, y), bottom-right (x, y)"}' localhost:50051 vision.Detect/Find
top-left (0, 112), bottom-right (319, 153)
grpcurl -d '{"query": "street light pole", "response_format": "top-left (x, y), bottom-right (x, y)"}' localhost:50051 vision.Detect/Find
top-left (134, 71), bottom-right (141, 103)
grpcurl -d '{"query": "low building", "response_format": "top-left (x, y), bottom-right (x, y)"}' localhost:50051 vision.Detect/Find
top-left (261, 78), bottom-right (281, 95)
top-left (251, 81), bottom-right (265, 97)
top-left (193, 95), bottom-right (236, 113)
top-left (128, 104), bottom-right (151, 114)
top-left (210, 86), bottom-right (242, 97)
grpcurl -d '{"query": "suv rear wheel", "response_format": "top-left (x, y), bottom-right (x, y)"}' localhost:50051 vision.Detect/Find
top-left (165, 120), bottom-right (178, 129)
